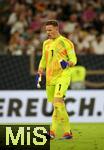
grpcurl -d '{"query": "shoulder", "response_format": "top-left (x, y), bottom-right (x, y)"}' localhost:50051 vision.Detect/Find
top-left (60, 36), bottom-right (74, 48)
top-left (43, 39), bottom-right (52, 46)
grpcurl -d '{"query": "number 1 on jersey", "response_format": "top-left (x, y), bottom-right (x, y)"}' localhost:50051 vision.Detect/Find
top-left (59, 84), bottom-right (61, 91)
top-left (51, 50), bottom-right (54, 57)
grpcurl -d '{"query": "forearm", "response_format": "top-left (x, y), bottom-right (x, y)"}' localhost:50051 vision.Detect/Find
top-left (68, 53), bottom-right (77, 67)
top-left (38, 57), bottom-right (46, 74)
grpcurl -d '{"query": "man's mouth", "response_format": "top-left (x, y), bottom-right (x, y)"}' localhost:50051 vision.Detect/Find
top-left (48, 35), bottom-right (51, 38)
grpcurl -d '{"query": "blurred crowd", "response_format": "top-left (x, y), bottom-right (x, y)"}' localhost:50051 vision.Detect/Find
top-left (0, 0), bottom-right (104, 56)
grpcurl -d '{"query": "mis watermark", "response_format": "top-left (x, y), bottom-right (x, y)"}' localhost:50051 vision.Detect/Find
top-left (0, 125), bottom-right (50, 150)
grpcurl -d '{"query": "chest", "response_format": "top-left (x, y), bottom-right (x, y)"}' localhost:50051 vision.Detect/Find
top-left (45, 41), bottom-right (67, 59)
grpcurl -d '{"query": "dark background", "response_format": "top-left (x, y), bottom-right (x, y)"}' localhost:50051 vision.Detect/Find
top-left (0, 55), bottom-right (104, 90)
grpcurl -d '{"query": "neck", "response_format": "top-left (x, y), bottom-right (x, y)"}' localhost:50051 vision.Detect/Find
top-left (53, 32), bottom-right (60, 39)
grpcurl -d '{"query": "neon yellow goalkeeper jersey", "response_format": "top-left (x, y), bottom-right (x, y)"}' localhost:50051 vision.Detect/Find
top-left (39, 35), bottom-right (77, 85)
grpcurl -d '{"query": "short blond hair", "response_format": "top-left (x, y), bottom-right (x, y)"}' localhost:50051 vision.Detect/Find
top-left (45, 20), bottom-right (59, 27)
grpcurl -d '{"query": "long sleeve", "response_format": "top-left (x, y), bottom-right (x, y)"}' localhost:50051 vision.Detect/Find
top-left (64, 39), bottom-right (77, 66)
top-left (38, 42), bottom-right (46, 70)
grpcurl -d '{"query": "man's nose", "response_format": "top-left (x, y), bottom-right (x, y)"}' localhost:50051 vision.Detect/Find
top-left (47, 31), bottom-right (50, 34)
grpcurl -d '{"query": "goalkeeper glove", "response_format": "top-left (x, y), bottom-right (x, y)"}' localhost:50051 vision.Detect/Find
top-left (35, 73), bottom-right (42, 88)
top-left (60, 60), bottom-right (69, 69)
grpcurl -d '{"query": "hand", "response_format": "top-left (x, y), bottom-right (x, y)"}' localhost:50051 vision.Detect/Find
top-left (35, 73), bottom-right (42, 88)
top-left (60, 60), bottom-right (69, 69)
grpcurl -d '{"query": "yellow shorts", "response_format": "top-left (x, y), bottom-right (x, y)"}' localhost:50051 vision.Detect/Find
top-left (46, 76), bottom-right (71, 102)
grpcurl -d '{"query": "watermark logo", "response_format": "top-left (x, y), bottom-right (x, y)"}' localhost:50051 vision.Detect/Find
top-left (0, 125), bottom-right (50, 150)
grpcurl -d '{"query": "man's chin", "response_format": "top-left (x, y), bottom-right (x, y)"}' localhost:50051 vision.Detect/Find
top-left (48, 36), bottom-right (51, 39)
top-left (48, 35), bottom-right (52, 39)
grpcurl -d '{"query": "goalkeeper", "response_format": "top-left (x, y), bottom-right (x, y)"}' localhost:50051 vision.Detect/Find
top-left (35, 20), bottom-right (77, 140)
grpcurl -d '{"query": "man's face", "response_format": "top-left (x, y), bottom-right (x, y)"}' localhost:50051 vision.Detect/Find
top-left (45, 25), bottom-right (58, 39)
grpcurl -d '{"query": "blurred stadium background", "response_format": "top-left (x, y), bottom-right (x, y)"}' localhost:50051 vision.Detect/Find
top-left (0, 0), bottom-right (104, 150)
top-left (0, 0), bottom-right (104, 89)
